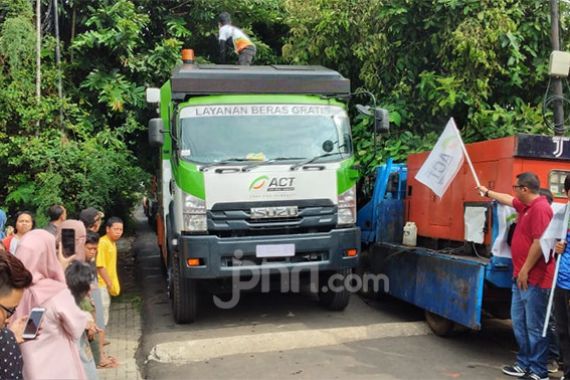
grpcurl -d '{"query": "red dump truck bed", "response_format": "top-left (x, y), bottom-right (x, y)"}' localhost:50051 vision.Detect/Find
top-left (406, 134), bottom-right (570, 244)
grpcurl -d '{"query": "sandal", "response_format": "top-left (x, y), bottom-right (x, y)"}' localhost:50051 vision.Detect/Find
top-left (106, 355), bottom-right (119, 364)
top-left (97, 357), bottom-right (119, 369)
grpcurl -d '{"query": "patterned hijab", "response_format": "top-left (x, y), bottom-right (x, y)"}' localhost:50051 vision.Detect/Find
top-left (13, 230), bottom-right (67, 318)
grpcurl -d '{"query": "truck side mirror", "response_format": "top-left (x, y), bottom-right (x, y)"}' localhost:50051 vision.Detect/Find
top-left (149, 118), bottom-right (164, 147)
top-left (356, 104), bottom-right (390, 134)
top-left (374, 108), bottom-right (390, 134)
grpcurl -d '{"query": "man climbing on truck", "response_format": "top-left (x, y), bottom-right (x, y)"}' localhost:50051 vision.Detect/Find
top-left (478, 172), bottom-right (554, 380)
top-left (218, 12), bottom-right (256, 65)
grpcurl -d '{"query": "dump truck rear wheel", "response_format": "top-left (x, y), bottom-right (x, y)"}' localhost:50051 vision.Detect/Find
top-left (425, 310), bottom-right (454, 337)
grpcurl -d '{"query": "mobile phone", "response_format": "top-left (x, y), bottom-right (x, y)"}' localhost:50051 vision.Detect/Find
top-left (22, 307), bottom-right (46, 340)
top-left (61, 228), bottom-right (76, 258)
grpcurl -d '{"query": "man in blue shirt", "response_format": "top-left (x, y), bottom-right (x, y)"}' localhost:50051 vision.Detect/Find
top-left (554, 175), bottom-right (570, 380)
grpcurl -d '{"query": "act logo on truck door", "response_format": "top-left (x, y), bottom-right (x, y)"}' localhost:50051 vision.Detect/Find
top-left (249, 176), bottom-right (296, 192)
top-left (203, 166), bottom-right (338, 207)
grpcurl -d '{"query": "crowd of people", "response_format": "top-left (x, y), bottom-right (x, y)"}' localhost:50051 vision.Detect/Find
top-left (0, 206), bottom-right (124, 379)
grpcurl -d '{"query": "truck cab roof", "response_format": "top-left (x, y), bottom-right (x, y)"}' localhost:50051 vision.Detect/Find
top-left (170, 64), bottom-right (350, 99)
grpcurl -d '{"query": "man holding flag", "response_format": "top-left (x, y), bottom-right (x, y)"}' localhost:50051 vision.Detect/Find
top-left (478, 174), bottom-right (554, 380)
top-left (554, 176), bottom-right (570, 380)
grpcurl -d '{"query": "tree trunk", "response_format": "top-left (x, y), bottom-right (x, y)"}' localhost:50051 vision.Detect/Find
top-left (36, 0), bottom-right (41, 129)
top-left (54, 0), bottom-right (64, 128)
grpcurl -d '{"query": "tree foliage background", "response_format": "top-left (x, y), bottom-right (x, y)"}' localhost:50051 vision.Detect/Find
top-left (0, 0), bottom-right (567, 224)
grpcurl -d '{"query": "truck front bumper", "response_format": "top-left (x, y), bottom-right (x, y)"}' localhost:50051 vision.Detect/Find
top-left (177, 227), bottom-right (360, 279)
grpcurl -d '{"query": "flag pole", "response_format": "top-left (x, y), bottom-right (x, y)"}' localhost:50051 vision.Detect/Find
top-left (450, 118), bottom-right (481, 187)
top-left (542, 203), bottom-right (570, 337)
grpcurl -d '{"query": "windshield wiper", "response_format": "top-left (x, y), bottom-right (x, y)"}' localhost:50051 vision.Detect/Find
top-left (290, 152), bottom-right (343, 170)
top-left (199, 158), bottom-right (255, 172)
top-left (241, 157), bottom-right (305, 172)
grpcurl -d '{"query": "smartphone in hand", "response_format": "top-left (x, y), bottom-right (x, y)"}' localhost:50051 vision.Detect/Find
top-left (61, 228), bottom-right (76, 258)
top-left (22, 307), bottom-right (46, 340)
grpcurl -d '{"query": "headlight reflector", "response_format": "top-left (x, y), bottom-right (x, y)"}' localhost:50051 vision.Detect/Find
top-left (337, 186), bottom-right (356, 226)
top-left (183, 192), bottom-right (207, 232)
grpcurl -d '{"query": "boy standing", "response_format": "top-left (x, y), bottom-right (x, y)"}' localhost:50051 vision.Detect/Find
top-left (96, 217), bottom-right (123, 327)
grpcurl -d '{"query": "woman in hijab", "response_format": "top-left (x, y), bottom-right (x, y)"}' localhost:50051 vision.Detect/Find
top-left (13, 229), bottom-right (88, 380)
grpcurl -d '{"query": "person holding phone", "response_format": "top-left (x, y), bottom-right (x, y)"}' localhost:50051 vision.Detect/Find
top-left (57, 219), bottom-right (87, 263)
top-left (13, 230), bottom-right (89, 379)
top-left (0, 252), bottom-right (32, 380)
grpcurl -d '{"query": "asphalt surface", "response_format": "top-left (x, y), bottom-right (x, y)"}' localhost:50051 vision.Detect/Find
top-left (130, 209), bottom-right (542, 380)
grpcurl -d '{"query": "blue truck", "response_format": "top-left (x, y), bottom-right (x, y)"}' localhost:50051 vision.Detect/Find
top-left (356, 134), bottom-right (570, 335)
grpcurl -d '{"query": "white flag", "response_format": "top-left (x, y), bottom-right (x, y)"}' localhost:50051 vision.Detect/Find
top-left (540, 202), bottom-right (570, 262)
top-left (415, 118), bottom-right (465, 197)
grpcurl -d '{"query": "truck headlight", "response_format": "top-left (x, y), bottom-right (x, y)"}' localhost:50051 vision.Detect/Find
top-left (337, 185), bottom-right (356, 226)
top-left (183, 192), bottom-right (207, 232)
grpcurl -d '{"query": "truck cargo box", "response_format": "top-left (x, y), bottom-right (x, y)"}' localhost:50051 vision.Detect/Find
top-left (406, 134), bottom-right (570, 245)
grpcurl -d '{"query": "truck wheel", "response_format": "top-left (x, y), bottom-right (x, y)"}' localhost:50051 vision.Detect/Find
top-left (318, 269), bottom-right (351, 311)
top-left (425, 310), bottom-right (454, 337)
top-left (163, 215), bottom-right (174, 280)
top-left (159, 253), bottom-right (167, 278)
top-left (171, 251), bottom-right (198, 324)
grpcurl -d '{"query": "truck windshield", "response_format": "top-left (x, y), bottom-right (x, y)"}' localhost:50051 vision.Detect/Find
top-left (178, 104), bottom-right (352, 164)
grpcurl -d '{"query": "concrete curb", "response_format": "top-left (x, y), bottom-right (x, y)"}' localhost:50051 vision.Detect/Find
top-left (149, 321), bottom-right (432, 364)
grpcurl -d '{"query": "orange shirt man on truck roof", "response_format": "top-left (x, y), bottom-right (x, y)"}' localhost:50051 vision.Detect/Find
top-left (218, 12), bottom-right (256, 66)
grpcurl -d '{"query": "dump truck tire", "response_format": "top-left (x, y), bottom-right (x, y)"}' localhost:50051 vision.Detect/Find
top-left (318, 269), bottom-right (351, 311)
top-left (171, 250), bottom-right (198, 324)
top-left (425, 310), bottom-right (454, 337)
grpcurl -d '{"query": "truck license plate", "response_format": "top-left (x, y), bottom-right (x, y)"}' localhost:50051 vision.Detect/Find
top-left (255, 244), bottom-right (295, 258)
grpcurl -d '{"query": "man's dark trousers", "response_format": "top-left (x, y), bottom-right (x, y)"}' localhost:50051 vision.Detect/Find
top-left (511, 283), bottom-right (550, 378)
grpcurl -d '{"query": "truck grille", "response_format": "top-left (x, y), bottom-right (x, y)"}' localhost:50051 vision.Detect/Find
top-left (207, 199), bottom-right (337, 237)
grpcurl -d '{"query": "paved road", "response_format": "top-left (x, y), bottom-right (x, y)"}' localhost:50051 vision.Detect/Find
top-left (132, 210), bottom-right (523, 380)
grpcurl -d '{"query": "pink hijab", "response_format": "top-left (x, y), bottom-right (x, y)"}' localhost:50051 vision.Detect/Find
top-left (56, 219), bottom-right (86, 262)
top-left (13, 230), bottom-right (68, 318)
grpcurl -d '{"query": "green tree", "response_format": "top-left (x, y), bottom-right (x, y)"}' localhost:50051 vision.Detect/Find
top-left (0, 0), bottom-right (146, 225)
top-left (283, 0), bottom-right (563, 174)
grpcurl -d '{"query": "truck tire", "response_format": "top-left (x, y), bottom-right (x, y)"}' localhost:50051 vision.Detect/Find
top-left (425, 310), bottom-right (454, 337)
top-left (318, 268), bottom-right (351, 311)
top-left (164, 216), bottom-right (174, 280)
top-left (159, 250), bottom-right (167, 278)
top-left (171, 250), bottom-right (198, 324)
